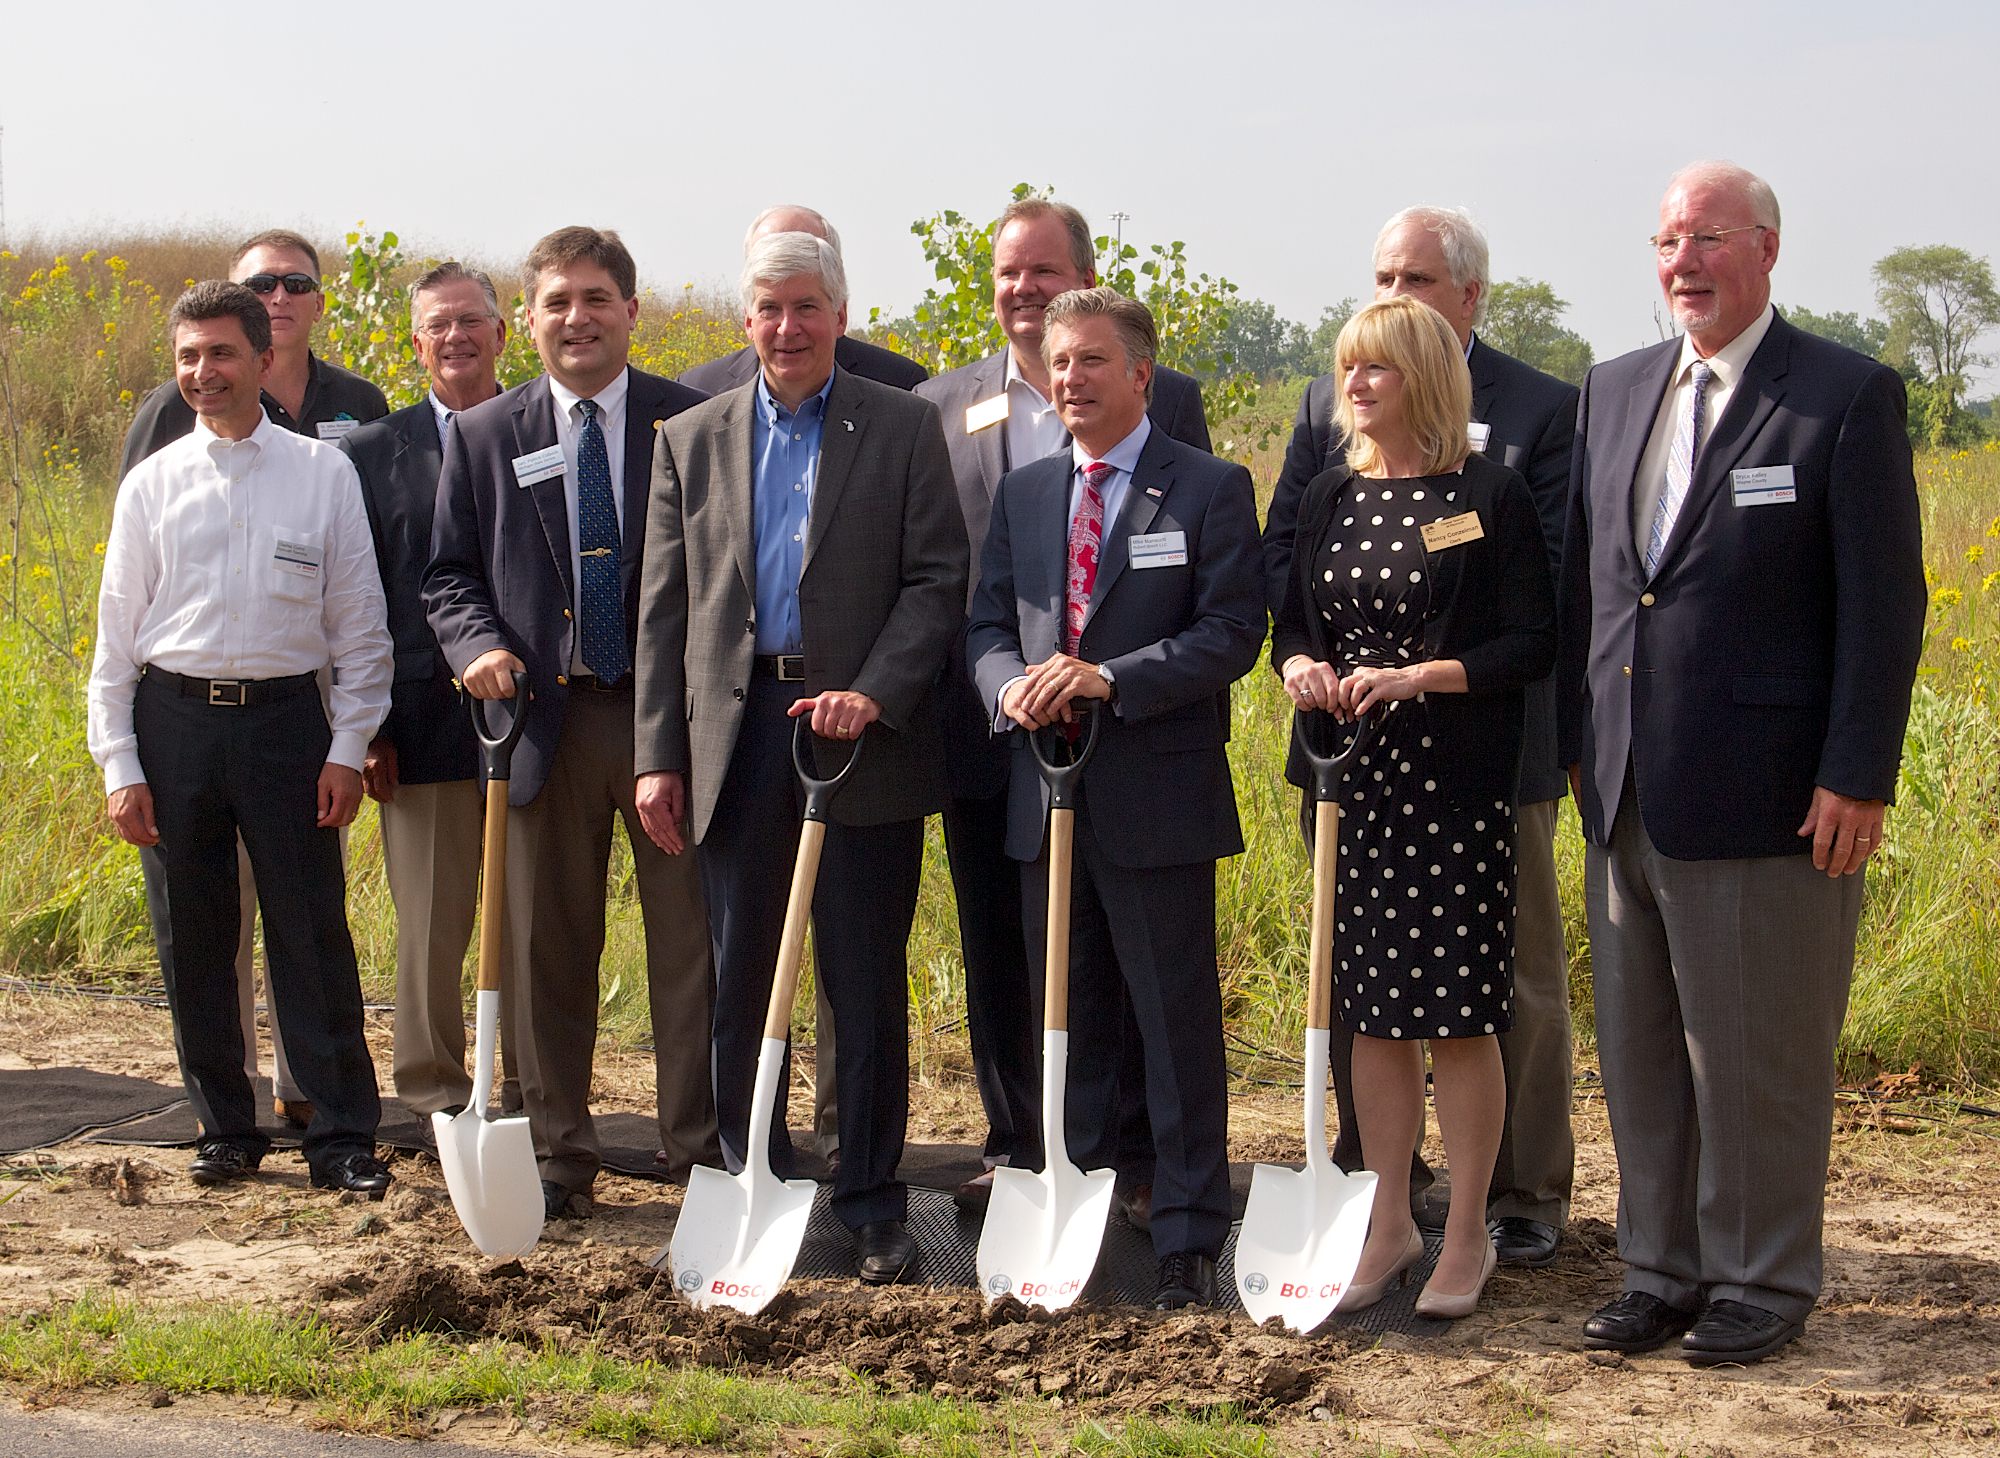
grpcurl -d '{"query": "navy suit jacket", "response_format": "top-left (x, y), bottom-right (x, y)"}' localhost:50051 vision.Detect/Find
top-left (339, 400), bottom-right (477, 785)
top-left (1261, 338), bottom-right (1578, 802)
top-left (423, 367), bottom-right (708, 805)
top-left (1556, 311), bottom-right (1925, 858)
top-left (967, 427), bottom-right (1265, 868)
top-left (919, 350), bottom-right (1214, 801)
top-left (680, 334), bottom-right (929, 395)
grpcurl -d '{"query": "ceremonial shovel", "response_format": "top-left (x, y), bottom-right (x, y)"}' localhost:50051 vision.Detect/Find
top-left (977, 701), bottom-right (1116, 1313)
top-left (669, 718), bottom-right (863, 1315)
top-left (1233, 710), bottom-right (1382, 1332)
top-left (434, 673), bottom-right (544, 1259)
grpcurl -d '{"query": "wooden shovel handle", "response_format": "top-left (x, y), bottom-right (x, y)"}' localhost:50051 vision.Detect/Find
top-left (1306, 800), bottom-right (1339, 1033)
top-left (763, 819), bottom-right (828, 1042)
top-left (475, 776), bottom-right (509, 996)
top-left (1043, 807), bottom-right (1074, 1033)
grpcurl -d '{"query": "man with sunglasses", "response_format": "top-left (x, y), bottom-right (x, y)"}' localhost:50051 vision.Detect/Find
top-left (117, 230), bottom-right (392, 1134)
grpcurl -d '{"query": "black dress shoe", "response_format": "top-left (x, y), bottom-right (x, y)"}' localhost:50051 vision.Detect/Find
top-left (188, 1141), bottom-right (262, 1187)
top-left (855, 1219), bottom-right (915, 1284)
top-left (1582, 1291), bottom-right (1700, 1352)
top-left (1154, 1251), bottom-right (1218, 1310)
top-left (1488, 1215), bottom-right (1561, 1267)
top-left (541, 1180), bottom-right (574, 1220)
top-left (310, 1153), bottom-right (393, 1200)
top-left (1682, 1299), bottom-right (1804, 1366)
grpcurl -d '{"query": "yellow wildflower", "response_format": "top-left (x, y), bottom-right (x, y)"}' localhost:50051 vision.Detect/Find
top-left (1951, 636), bottom-right (1972, 652)
top-left (1986, 572), bottom-right (2000, 593)
top-left (1970, 545), bottom-right (1986, 563)
top-left (1933, 587), bottom-right (1964, 607)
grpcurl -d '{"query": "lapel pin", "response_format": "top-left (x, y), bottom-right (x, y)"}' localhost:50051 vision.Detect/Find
top-left (1145, 487), bottom-right (1163, 497)
top-left (843, 419), bottom-right (854, 431)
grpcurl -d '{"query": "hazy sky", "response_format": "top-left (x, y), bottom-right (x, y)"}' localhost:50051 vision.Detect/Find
top-left (5, 0), bottom-right (1996, 378)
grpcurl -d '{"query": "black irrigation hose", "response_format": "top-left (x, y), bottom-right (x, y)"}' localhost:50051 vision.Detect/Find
top-left (0, 976), bottom-right (393, 1014)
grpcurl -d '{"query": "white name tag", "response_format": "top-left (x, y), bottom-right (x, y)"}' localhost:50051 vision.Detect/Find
top-left (273, 536), bottom-right (323, 580)
top-left (512, 445), bottom-right (566, 488)
top-left (1731, 464), bottom-right (1796, 506)
top-left (1466, 421), bottom-right (1491, 452)
top-left (965, 394), bottom-right (1010, 433)
top-left (315, 418), bottom-right (361, 441)
top-left (1129, 530), bottom-right (1187, 569)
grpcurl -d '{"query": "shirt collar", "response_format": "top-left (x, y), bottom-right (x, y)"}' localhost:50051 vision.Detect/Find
top-left (754, 363), bottom-right (837, 424)
top-left (428, 390), bottom-right (454, 439)
top-left (550, 364), bottom-right (630, 422)
top-left (1002, 347), bottom-right (1053, 403)
top-left (1675, 303), bottom-right (1775, 390)
top-left (1073, 414), bottom-right (1152, 477)
top-left (1464, 330), bottom-right (1476, 361)
top-left (193, 409), bottom-right (277, 457)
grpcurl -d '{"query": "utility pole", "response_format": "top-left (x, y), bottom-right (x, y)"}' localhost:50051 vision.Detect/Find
top-left (0, 127), bottom-right (8, 252)
top-left (1110, 211), bottom-right (1128, 250)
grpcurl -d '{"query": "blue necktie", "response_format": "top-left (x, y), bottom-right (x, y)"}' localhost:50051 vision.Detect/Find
top-left (575, 399), bottom-right (628, 682)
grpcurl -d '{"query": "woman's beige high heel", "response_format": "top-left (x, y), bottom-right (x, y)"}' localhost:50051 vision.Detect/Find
top-left (1334, 1224), bottom-right (1426, 1313)
top-left (1414, 1238), bottom-right (1498, 1319)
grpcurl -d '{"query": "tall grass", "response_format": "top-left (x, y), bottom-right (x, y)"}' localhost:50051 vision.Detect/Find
top-left (1, 234), bottom-right (1995, 1090)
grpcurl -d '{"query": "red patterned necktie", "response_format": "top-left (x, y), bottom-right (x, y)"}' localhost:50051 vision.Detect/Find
top-left (1065, 461), bottom-right (1112, 653)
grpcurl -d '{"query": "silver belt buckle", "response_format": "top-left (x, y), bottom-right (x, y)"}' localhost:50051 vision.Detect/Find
top-left (776, 654), bottom-right (805, 682)
top-left (208, 679), bottom-right (245, 706)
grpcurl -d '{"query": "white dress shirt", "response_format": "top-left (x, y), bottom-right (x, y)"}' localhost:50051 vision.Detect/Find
top-left (1632, 304), bottom-right (1776, 559)
top-left (1002, 348), bottom-right (1068, 470)
top-left (548, 367), bottom-right (630, 674)
top-left (88, 415), bottom-right (393, 794)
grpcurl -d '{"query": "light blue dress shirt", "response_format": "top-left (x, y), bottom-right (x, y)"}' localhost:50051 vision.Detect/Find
top-left (751, 367), bottom-right (836, 654)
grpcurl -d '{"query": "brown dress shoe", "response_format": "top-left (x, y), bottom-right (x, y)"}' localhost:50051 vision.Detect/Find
top-left (1119, 1182), bottom-right (1153, 1233)
top-left (276, 1098), bottom-right (314, 1129)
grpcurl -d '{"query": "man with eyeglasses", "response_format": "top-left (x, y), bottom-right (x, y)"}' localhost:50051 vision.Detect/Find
top-left (118, 229), bottom-right (392, 1134)
top-left (337, 262), bottom-right (520, 1121)
top-left (1558, 161), bottom-right (1924, 1365)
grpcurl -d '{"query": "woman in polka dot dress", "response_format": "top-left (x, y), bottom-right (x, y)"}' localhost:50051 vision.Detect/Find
top-left (1272, 296), bottom-right (1556, 1318)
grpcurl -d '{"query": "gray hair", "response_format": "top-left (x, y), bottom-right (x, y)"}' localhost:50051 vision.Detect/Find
top-left (1039, 287), bottom-right (1157, 404)
top-left (739, 232), bottom-right (849, 314)
top-left (408, 260), bottom-right (502, 321)
top-left (1665, 160), bottom-right (1782, 231)
top-left (744, 205), bottom-right (842, 258)
top-left (1375, 205), bottom-right (1492, 327)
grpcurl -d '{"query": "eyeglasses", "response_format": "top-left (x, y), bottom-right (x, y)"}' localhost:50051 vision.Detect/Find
top-left (1648, 226), bottom-right (1769, 258)
top-left (416, 313), bottom-right (499, 339)
top-left (240, 272), bottom-right (320, 296)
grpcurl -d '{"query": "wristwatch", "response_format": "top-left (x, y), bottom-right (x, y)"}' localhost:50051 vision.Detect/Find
top-left (1097, 662), bottom-right (1118, 705)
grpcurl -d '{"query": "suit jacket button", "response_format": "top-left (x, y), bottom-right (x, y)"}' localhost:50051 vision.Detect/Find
top-left (1623, 665), bottom-right (1632, 676)
top-left (733, 686), bottom-right (745, 700)
top-left (564, 607), bottom-right (573, 619)
top-left (1639, 592), bottom-right (1655, 607)
top-left (745, 620), bottom-right (755, 633)
top-left (557, 674), bottom-right (569, 686)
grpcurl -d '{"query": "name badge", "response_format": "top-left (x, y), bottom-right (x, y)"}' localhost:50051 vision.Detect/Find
top-left (1129, 530), bottom-right (1187, 569)
top-left (512, 444), bottom-right (566, 488)
top-left (1731, 464), bottom-right (1796, 506)
top-left (965, 394), bottom-right (1010, 433)
top-left (273, 535), bottom-right (323, 581)
top-left (316, 418), bottom-right (360, 441)
top-left (1466, 421), bottom-right (1491, 452)
top-left (1419, 511), bottom-right (1485, 551)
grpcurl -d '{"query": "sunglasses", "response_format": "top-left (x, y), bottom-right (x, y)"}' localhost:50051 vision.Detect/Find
top-left (241, 272), bottom-right (320, 296)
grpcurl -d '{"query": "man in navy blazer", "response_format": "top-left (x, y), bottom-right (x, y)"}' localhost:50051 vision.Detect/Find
top-left (1558, 163), bottom-right (1924, 1365)
top-left (424, 227), bottom-right (719, 1218)
top-left (919, 199), bottom-right (1213, 1218)
top-left (969, 288), bottom-right (1264, 1309)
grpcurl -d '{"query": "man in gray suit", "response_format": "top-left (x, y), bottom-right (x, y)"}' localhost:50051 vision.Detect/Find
top-left (918, 198), bottom-right (1211, 1219)
top-left (969, 287), bottom-right (1264, 1308)
top-left (1559, 162), bottom-right (1924, 1364)
top-left (635, 232), bottom-right (968, 1284)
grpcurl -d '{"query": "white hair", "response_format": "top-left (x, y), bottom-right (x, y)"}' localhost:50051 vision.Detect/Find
top-left (1375, 205), bottom-right (1492, 327)
top-left (1665, 160), bottom-right (1782, 231)
top-left (743, 205), bottom-right (842, 259)
top-left (739, 232), bottom-right (849, 314)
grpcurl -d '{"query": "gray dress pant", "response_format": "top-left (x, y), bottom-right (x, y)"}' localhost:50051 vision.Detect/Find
top-left (1490, 797), bottom-right (1576, 1225)
top-left (1589, 777), bottom-right (1862, 1323)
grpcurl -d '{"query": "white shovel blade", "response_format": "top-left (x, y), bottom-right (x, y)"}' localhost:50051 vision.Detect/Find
top-left (1233, 1162), bottom-right (1378, 1331)
top-left (433, 1109), bottom-right (544, 1259)
top-left (667, 1163), bottom-right (817, 1314)
top-left (976, 1158), bottom-right (1117, 1312)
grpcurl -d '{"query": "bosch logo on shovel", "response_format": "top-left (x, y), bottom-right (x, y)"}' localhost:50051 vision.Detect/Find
top-left (710, 1280), bottom-right (767, 1299)
top-left (985, 1274), bottom-right (1012, 1297)
top-left (1280, 1280), bottom-right (1345, 1299)
top-left (1242, 1272), bottom-right (1269, 1295)
top-left (677, 1270), bottom-right (703, 1293)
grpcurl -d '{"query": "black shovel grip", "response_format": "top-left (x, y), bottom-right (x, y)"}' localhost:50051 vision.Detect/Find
top-left (1029, 700), bottom-right (1104, 811)
top-left (1292, 707), bottom-right (1381, 804)
top-left (470, 671), bottom-right (529, 782)
top-left (793, 716), bottom-right (865, 822)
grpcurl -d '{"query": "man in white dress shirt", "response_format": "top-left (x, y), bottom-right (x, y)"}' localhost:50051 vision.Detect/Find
top-left (88, 280), bottom-right (396, 1198)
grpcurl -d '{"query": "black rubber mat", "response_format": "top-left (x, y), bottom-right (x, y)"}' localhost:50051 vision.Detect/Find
top-left (0, 1068), bottom-right (185, 1154)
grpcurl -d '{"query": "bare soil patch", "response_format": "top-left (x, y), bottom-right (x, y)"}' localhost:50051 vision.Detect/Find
top-left (3, 989), bottom-right (1998, 1453)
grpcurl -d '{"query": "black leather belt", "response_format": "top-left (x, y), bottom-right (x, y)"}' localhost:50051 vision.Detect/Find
top-left (144, 666), bottom-right (317, 707)
top-left (563, 672), bottom-right (632, 693)
top-left (754, 654), bottom-right (806, 682)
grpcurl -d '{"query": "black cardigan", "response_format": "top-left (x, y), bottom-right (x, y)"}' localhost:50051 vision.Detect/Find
top-left (1271, 453), bottom-right (1557, 805)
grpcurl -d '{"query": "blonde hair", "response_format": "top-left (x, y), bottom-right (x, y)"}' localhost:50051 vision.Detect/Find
top-left (1334, 296), bottom-right (1472, 478)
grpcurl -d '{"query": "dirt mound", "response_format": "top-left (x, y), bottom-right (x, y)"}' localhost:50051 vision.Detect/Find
top-left (314, 1250), bottom-right (1373, 1412)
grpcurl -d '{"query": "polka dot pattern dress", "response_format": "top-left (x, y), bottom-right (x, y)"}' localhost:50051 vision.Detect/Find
top-left (1310, 476), bottom-right (1516, 1041)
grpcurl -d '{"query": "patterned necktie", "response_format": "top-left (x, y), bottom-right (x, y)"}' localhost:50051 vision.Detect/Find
top-left (1065, 461), bottom-right (1113, 653)
top-left (1644, 360), bottom-right (1714, 577)
top-left (575, 399), bottom-right (628, 681)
